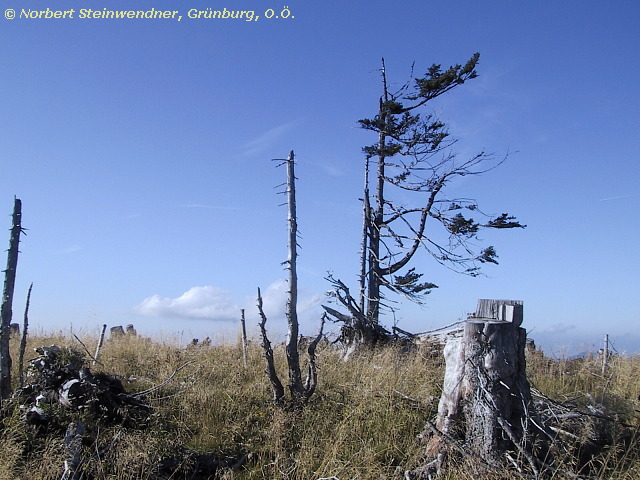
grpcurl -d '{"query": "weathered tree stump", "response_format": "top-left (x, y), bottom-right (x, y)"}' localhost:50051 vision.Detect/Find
top-left (110, 326), bottom-right (125, 338)
top-left (417, 300), bottom-right (544, 477)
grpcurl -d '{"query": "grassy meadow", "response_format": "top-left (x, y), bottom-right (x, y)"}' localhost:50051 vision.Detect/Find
top-left (1, 331), bottom-right (639, 479)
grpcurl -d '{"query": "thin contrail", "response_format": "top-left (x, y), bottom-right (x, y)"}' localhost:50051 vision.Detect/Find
top-left (183, 204), bottom-right (243, 210)
top-left (599, 193), bottom-right (640, 202)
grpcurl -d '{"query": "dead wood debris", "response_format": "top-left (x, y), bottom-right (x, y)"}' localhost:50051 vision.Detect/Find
top-left (14, 345), bottom-right (151, 428)
top-left (6, 345), bottom-right (248, 480)
top-left (531, 387), bottom-right (637, 475)
top-left (406, 386), bottom-right (638, 480)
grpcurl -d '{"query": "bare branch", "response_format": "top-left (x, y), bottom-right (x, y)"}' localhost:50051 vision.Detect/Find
top-left (303, 313), bottom-right (326, 397)
top-left (257, 287), bottom-right (285, 404)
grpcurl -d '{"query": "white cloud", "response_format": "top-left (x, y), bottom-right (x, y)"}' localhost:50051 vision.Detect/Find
top-left (134, 280), bottom-right (323, 327)
top-left (255, 279), bottom-right (287, 318)
top-left (134, 286), bottom-right (240, 321)
top-left (248, 279), bottom-right (323, 319)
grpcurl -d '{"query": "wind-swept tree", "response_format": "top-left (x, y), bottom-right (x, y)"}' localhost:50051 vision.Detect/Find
top-left (325, 54), bottom-right (525, 348)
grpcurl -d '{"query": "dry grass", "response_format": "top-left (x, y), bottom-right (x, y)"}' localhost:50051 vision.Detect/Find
top-left (0, 333), bottom-right (639, 479)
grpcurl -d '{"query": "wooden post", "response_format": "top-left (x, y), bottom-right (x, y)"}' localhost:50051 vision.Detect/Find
top-left (0, 198), bottom-right (24, 399)
top-left (240, 309), bottom-right (248, 368)
top-left (602, 333), bottom-right (609, 375)
top-left (93, 324), bottom-right (107, 366)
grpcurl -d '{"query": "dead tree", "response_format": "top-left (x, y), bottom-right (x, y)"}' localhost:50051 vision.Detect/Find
top-left (0, 197), bottom-right (25, 399)
top-left (282, 150), bottom-right (306, 401)
top-left (413, 300), bottom-right (548, 478)
top-left (258, 151), bottom-right (325, 405)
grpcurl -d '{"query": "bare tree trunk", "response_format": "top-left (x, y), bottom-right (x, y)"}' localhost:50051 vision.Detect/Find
top-left (283, 150), bottom-right (305, 401)
top-left (365, 61), bottom-right (390, 326)
top-left (18, 282), bottom-right (33, 388)
top-left (359, 156), bottom-right (371, 313)
top-left (240, 309), bottom-right (248, 368)
top-left (0, 197), bottom-right (23, 399)
top-left (366, 122), bottom-right (384, 325)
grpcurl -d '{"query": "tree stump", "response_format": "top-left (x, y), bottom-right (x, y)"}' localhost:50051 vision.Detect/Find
top-left (419, 300), bottom-right (543, 476)
top-left (110, 326), bottom-right (125, 338)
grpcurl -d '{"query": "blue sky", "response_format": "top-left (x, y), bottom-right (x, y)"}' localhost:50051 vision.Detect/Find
top-left (1, 0), bottom-right (639, 355)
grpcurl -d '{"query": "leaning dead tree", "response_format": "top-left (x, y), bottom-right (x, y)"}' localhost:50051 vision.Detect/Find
top-left (258, 151), bottom-right (325, 405)
top-left (325, 55), bottom-right (524, 350)
top-left (411, 300), bottom-right (549, 478)
top-left (1, 197), bottom-right (25, 399)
